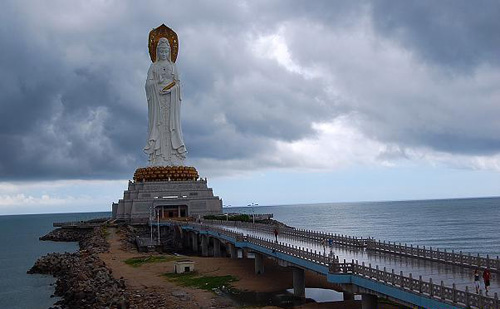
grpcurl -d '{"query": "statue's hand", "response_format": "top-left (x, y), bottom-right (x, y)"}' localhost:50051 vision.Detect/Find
top-left (159, 81), bottom-right (176, 95)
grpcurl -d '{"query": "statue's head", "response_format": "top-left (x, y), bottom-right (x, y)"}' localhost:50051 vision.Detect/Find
top-left (148, 24), bottom-right (179, 63)
top-left (156, 37), bottom-right (171, 62)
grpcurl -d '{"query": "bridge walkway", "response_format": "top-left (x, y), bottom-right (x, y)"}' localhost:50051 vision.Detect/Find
top-left (221, 225), bottom-right (500, 295)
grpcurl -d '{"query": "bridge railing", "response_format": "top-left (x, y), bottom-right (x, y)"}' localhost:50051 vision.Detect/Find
top-left (246, 235), bottom-right (330, 266)
top-left (202, 220), bottom-right (275, 234)
top-left (204, 220), bottom-right (370, 247)
top-left (186, 221), bottom-right (330, 265)
top-left (182, 221), bottom-right (245, 240)
top-left (368, 239), bottom-right (500, 272)
top-left (204, 220), bottom-right (499, 273)
top-left (331, 260), bottom-right (499, 309)
top-left (281, 228), bottom-right (370, 247)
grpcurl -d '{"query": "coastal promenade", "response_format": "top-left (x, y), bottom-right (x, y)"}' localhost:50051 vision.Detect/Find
top-left (160, 220), bottom-right (499, 309)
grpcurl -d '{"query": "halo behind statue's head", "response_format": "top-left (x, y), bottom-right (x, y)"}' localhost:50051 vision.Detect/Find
top-left (148, 24), bottom-right (179, 63)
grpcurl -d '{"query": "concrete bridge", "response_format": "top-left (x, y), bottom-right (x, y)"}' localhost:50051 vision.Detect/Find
top-left (156, 220), bottom-right (499, 309)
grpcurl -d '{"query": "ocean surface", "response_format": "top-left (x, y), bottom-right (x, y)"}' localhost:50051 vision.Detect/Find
top-left (0, 212), bottom-right (110, 309)
top-left (227, 197), bottom-right (500, 257)
top-left (1, 197), bottom-right (499, 308)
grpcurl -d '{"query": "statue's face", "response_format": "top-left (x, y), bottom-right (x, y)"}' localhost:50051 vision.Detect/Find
top-left (158, 44), bottom-right (170, 61)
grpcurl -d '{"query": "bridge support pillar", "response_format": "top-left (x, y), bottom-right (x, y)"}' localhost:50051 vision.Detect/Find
top-left (343, 291), bottom-right (354, 301)
top-left (361, 294), bottom-right (377, 309)
top-left (186, 232), bottom-right (192, 248)
top-left (254, 253), bottom-right (264, 274)
top-left (213, 238), bottom-right (221, 257)
top-left (201, 235), bottom-right (209, 257)
top-left (182, 231), bottom-right (190, 249)
top-left (229, 244), bottom-right (238, 259)
top-left (292, 267), bottom-right (305, 298)
top-left (191, 233), bottom-right (198, 253)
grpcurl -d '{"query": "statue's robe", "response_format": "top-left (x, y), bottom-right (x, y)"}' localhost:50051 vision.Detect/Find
top-left (144, 60), bottom-right (187, 166)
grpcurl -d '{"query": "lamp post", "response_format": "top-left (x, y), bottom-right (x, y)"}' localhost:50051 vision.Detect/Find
top-left (223, 204), bottom-right (231, 221)
top-left (247, 203), bottom-right (258, 224)
top-left (157, 208), bottom-right (160, 245)
top-left (150, 205), bottom-right (154, 243)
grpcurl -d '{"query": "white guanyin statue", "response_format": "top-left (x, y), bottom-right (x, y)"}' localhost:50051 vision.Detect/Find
top-left (144, 30), bottom-right (187, 166)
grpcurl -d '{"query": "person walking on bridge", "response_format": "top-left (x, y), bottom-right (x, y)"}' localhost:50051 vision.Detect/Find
top-left (474, 269), bottom-right (481, 293)
top-left (483, 269), bottom-right (491, 294)
top-left (321, 238), bottom-right (327, 253)
top-left (273, 227), bottom-right (279, 243)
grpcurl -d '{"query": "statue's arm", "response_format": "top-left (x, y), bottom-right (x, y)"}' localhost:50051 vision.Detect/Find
top-left (145, 65), bottom-right (157, 96)
top-left (173, 64), bottom-right (181, 101)
top-left (146, 65), bottom-right (155, 84)
top-left (173, 64), bottom-right (180, 82)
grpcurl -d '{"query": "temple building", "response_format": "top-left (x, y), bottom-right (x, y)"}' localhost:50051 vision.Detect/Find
top-left (112, 167), bottom-right (222, 223)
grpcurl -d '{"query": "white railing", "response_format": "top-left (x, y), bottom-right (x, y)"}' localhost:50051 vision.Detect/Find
top-left (182, 221), bottom-right (331, 266)
top-left (367, 239), bottom-right (500, 272)
top-left (204, 220), bottom-right (499, 273)
top-left (177, 221), bottom-right (245, 240)
top-left (246, 235), bottom-right (330, 266)
top-left (203, 220), bottom-right (369, 247)
top-left (331, 260), bottom-right (499, 309)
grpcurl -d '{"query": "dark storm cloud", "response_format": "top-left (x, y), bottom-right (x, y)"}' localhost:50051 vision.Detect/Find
top-left (0, 0), bottom-right (499, 180)
top-left (276, 1), bottom-right (500, 157)
top-left (370, 0), bottom-right (500, 70)
top-left (0, 0), bottom-right (343, 180)
top-left (0, 2), bottom-right (148, 179)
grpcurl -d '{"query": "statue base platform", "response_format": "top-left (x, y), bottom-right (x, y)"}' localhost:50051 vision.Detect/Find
top-left (112, 167), bottom-right (222, 223)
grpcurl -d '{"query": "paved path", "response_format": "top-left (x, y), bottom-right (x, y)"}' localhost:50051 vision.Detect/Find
top-left (223, 225), bottom-right (499, 296)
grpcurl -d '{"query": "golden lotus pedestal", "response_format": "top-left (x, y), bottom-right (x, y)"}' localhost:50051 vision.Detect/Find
top-left (134, 166), bottom-right (199, 182)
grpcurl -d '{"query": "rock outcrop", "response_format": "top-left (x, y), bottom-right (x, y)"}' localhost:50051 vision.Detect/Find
top-left (29, 226), bottom-right (125, 308)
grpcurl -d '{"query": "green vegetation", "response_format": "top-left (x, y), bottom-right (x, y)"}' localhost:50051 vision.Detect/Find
top-left (203, 214), bottom-right (252, 222)
top-left (163, 272), bottom-right (238, 291)
top-left (124, 255), bottom-right (178, 267)
top-left (101, 225), bottom-right (110, 237)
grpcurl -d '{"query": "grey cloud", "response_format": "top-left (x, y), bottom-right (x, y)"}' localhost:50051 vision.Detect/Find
top-left (180, 23), bottom-right (337, 149)
top-left (0, 5), bottom-right (147, 179)
top-left (370, 0), bottom-right (500, 70)
top-left (1, 0), bottom-right (499, 181)
top-left (276, 6), bottom-right (500, 158)
top-left (0, 0), bottom-right (339, 180)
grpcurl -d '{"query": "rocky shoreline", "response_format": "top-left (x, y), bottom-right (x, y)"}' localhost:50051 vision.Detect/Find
top-left (28, 226), bottom-right (128, 308)
top-left (28, 224), bottom-right (193, 308)
top-left (27, 220), bottom-right (293, 309)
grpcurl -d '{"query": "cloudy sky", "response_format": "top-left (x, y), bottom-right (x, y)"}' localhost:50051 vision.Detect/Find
top-left (1, 0), bottom-right (499, 215)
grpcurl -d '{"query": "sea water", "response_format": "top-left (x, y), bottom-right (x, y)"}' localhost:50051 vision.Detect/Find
top-left (0, 212), bottom-right (109, 309)
top-left (227, 197), bottom-right (500, 257)
top-left (1, 197), bottom-right (499, 308)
